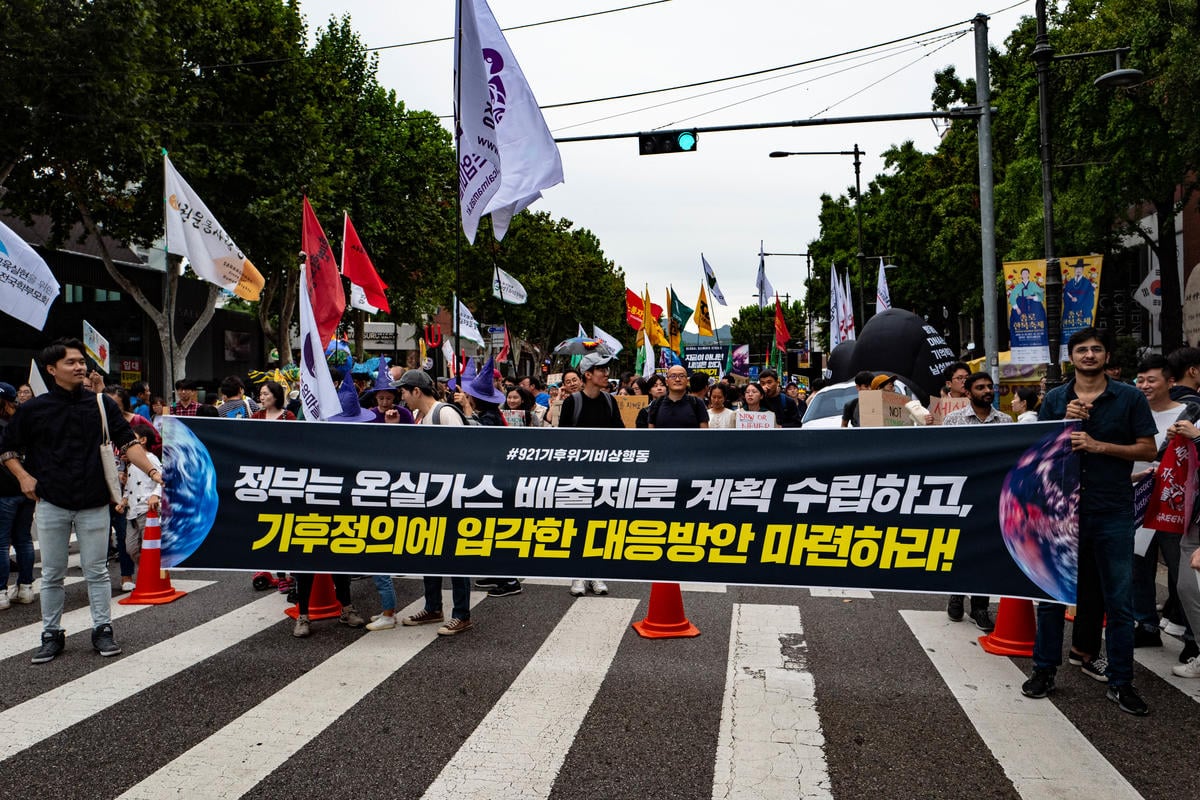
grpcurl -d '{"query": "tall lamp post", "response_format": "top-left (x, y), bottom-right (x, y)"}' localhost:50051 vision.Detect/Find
top-left (1034, 0), bottom-right (1141, 386)
top-left (769, 147), bottom-right (867, 328)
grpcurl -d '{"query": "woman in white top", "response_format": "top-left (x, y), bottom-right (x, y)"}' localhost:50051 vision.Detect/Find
top-left (1012, 386), bottom-right (1040, 423)
top-left (707, 382), bottom-right (737, 429)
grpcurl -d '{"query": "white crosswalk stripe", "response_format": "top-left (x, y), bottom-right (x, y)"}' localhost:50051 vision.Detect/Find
top-left (118, 591), bottom-right (488, 800)
top-left (0, 592), bottom-right (284, 761)
top-left (713, 603), bottom-right (831, 800)
top-left (808, 588), bottom-right (873, 599)
top-left (1133, 634), bottom-right (1200, 703)
top-left (421, 597), bottom-right (640, 799)
top-left (901, 610), bottom-right (1143, 800)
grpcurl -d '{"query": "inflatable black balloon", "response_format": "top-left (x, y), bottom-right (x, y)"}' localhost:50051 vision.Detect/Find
top-left (846, 308), bottom-right (958, 402)
top-left (826, 340), bottom-right (856, 383)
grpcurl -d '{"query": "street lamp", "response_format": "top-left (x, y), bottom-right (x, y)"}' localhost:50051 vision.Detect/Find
top-left (1034, 0), bottom-right (1142, 386)
top-left (769, 147), bottom-right (867, 328)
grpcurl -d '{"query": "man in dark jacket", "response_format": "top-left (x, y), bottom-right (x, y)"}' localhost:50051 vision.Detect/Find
top-left (1, 339), bottom-right (163, 663)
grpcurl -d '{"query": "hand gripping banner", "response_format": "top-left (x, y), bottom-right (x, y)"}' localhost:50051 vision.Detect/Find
top-left (160, 418), bottom-right (1081, 603)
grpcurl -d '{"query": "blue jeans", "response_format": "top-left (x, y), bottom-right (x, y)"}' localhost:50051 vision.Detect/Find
top-left (373, 575), bottom-right (396, 612)
top-left (1132, 530), bottom-right (1190, 638)
top-left (423, 576), bottom-right (470, 620)
top-left (36, 502), bottom-right (112, 632)
top-left (1034, 510), bottom-right (1136, 686)
top-left (0, 495), bottom-right (36, 587)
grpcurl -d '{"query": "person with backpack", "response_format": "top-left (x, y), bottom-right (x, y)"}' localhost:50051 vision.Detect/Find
top-left (647, 366), bottom-right (709, 429)
top-left (556, 351), bottom-right (622, 596)
top-left (558, 352), bottom-right (624, 430)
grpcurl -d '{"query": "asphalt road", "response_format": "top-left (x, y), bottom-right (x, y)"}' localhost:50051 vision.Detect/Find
top-left (1, 566), bottom-right (1197, 800)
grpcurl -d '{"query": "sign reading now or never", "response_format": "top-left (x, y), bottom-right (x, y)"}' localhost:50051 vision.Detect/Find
top-left (736, 410), bottom-right (775, 429)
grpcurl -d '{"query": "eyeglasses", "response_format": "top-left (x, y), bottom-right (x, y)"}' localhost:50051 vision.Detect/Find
top-left (667, 374), bottom-right (687, 379)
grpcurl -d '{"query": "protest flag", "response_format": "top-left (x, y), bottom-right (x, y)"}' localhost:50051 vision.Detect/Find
top-left (668, 286), bottom-right (693, 353)
top-left (774, 293), bottom-right (790, 353)
top-left (301, 197), bottom-right (345, 347)
top-left (694, 283), bottom-right (715, 338)
top-left (642, 286), bottom-right (670, 348)
top-left (755, 249), bottom-right (773, 308)
top-left (593, 323), bottom-right (623, 356)
top-left (455, 0), bottom-right (563, 243)
top-left (297, 261), bottom-right (342, 421)
top-left (492, 266), bottom-right (528, 304)
top-left (163, 155), bottom-right (265, 301)
top-left (840, 270), bottom-right (856, 341)
top-left (875, 257), bottom-right (892, 314)
top-left (701, 253), bottom-right (727, 306)
top-left (0, 219), bottom-right (59, 330)
top-left (342, 214), bottom-right (390, 314)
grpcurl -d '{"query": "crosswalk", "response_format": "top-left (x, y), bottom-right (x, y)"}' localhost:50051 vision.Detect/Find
top-left (1, 570), bottom-right (1197, 799)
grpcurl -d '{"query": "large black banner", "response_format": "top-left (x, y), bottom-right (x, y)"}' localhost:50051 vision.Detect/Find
top-left (161, 417), bottom-right (1081, 602)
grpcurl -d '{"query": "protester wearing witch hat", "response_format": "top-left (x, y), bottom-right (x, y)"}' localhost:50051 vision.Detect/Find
top-left (360, 357), bottom-right (414, 425)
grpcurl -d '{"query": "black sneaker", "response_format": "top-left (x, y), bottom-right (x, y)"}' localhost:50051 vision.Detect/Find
top-left (1180, 640), bottom-right (1199, 664)
top-left (1021, 668), bottom-right (1056, 698)
top-left (1106, 684), bottom-right (1149, 716)
top-left (31, 630), bottom-right (65, 664)
top-left (968, 607), bottom-right (995, 632)
top-left (947, 595), bottom-right (964, 622)
top-left (486, 581), bottom-right (523, 598)
top-left (1067, 650), bottom-right (1087, 666)
top-left (92, 624), bottom-right (122, 657)
top-left (473, 577), bottom-right (504, 588)
top-left (1133, 627), bottom-right (1162, 648)
top-left (1079, 656), bottom-right (1109, 683)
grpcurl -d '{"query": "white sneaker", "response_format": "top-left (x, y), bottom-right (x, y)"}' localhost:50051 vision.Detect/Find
top-left (121, 581), bottom-right (135, 592)
top-left (365, 614), bottom-right (396, 631)
top-left (569, 580), bottom-right (586, 597)
top-left (12, 584), bottom-right (34, 604)
top-left (1172, 656), bottom-right (1200, 679)
top-left (0, 592), bottom-right (9, 611)
top-left (588, 580), bottom-right (609, 596)
top-left (1161, 619), bottom-right (1187, 637)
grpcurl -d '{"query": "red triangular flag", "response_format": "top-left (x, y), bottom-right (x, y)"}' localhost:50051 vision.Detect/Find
top-left (302, 197), bottom-right (346, 346)
top-left (497, 324), bottom-right (511, 363)
top-left (341, 214), bottom-right (390, 314)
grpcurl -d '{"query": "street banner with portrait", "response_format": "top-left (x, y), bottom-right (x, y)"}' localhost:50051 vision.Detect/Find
top-left (160, 418), bottom-right (1083, 603)
top-left (1060, 255), bottom-right (1102, 361)
top-left (1004, 259), bottom-right (1049, 364)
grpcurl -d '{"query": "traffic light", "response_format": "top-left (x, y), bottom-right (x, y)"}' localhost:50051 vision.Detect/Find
top-left (638, 129), bottom-right (698, 155)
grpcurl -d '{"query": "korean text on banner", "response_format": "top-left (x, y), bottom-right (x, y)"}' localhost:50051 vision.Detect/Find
top-left (161, 419), bottom-right (1082, 605)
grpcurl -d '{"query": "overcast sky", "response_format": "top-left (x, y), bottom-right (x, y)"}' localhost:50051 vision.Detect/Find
top-left (300, 0), bottom-right (1032, 326)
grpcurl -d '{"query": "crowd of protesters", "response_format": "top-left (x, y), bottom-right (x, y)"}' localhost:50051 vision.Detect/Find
top-left (3, 328), bottom-right (1200, 722)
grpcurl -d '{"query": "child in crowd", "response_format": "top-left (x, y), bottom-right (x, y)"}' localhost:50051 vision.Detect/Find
top-left (115, 424), bottom-right (162, 586)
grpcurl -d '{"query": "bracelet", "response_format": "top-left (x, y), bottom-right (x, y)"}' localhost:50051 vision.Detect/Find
top-left (149, 469), bottom-right (161, 478)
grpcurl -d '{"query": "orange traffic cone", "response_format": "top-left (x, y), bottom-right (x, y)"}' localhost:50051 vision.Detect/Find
top-left (119, 508), bottom-right (187, 605)
top-left (979, 597), bottom-right (1036, 656)
top-left (632, 582), bottom-right (700, 639)
top-left (285, 574), bottom-right (342, 620)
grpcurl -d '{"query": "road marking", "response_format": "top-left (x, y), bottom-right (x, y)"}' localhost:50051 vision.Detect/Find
top-left (808, 588), bottom-right (873, 599)
top-left (712, 603), bottom-right (831, 800)
top-left (421, 597), bottom-right (640, 800)
top-left (0, 579), bottom-right (211, 663)
top-left (901, 610), bottom-right (1143, 800)
top-left (516, 578), bottom-right (727, 593)
top-left (1133, 635), bottom-right (1200, 703)
top-left (118, 591), bottom-right (487, 800)
top-left (0, 592), bottom-right (284, 762)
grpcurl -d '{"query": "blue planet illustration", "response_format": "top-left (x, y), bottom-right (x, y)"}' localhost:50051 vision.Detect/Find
top-left (160, 417), bottom-right (219, 568)
top-left (998, 426), bottom-right (1079, 602)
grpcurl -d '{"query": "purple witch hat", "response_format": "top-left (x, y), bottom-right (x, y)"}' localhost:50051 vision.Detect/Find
top-left (328, 361), bottom-right (377, 422)
top-left (464, 355), bottom-right (506, 405)
top-left (447, 357), bottom-right (477, 393)
top-left (359, 357), bottom-right (394, 407)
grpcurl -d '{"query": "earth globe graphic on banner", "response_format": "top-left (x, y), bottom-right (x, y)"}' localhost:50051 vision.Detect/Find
top-left (998, 425), bottom-right (1079, 602)
top-left (160, 417), bottom-right (219, 568)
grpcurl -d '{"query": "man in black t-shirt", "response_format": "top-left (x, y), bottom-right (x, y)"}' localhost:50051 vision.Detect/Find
top-left (558, 352), bottom-right (624, 429)
top-left (648, 366), bottom-right (709, 428)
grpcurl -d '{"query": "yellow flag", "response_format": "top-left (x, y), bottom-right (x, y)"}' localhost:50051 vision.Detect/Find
top-left (694, 283), bottom-right (714, 337)
top-left (643, 286), bottom-right (670, 348)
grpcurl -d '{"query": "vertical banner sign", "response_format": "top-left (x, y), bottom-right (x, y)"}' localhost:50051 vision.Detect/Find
top-left (82, 319), bottom-right (110, 373)
top-left (1004, 260), bottom-right (1049, 365)
top-left (160, 419), bottom-right (1082, 603)
top-left (1059, 255), bottom-right (1102, 362)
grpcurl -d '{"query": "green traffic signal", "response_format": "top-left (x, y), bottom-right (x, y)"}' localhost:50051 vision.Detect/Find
top-left (638, 129), bottom-right (699, 155)
top-left (676, 131), bottom-right (697, 151)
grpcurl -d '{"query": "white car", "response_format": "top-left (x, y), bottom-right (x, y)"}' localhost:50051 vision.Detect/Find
top-left (801, 377), bottom-right (922, 429)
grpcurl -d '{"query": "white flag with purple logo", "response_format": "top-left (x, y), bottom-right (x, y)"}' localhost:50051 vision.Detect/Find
top-left (875, 257), bottom-right (892, 314)
top-left (829, 262), bottom-right (845, 347)
top-left (840, 270), bottom-right (856, 342)
top-left (0, 219), bottom-right (60, 330)
top-left (455, 0), bottom-right (563, 244)
top-left (297, 262), bottom-right (341, 421)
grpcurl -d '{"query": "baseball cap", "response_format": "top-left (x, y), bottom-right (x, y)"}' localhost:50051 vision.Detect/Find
top-left (0, 382), bottom-right (15, 403)
top-left (579, 351), bottom-right (615, 373)
top-left (393, 370), bottom-right (433, 391)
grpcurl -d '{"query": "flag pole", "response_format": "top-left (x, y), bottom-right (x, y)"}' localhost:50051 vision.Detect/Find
top-left (452, 0), bottom-right (465, 370)
top-left (161, 148), bottom-right (176, 401)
